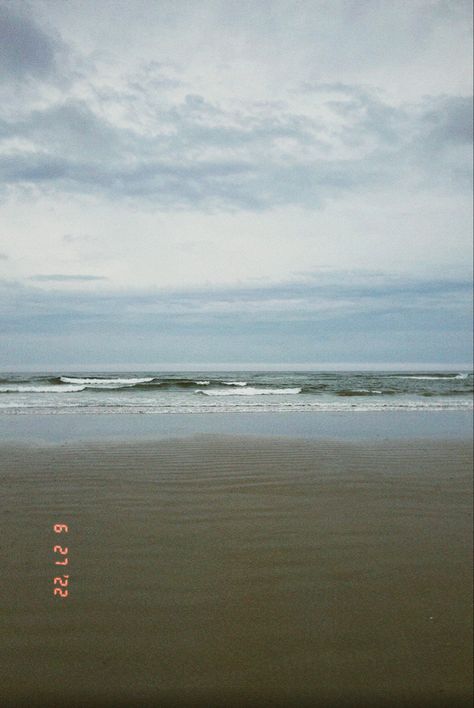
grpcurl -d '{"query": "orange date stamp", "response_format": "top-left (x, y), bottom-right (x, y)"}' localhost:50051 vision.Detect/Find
top-left (52, 523), bottom-right (69, 598)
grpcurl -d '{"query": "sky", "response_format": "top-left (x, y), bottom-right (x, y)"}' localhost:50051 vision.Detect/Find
top-left (0, 0), bottom-right (472, 369)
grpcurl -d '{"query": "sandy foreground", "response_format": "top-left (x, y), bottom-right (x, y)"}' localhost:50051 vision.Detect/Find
top-left (0, 435), bottom-right (472, 707)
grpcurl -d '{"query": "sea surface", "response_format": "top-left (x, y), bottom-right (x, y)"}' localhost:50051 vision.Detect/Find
top-left (0, 370), bottom-right (472, 414)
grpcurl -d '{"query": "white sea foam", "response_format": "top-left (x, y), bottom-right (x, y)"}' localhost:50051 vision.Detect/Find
top-left (394, 376), bottom-right (456, 380)
top-left (0, 370), bottom-right (471, 415)
top-left (0, 385), bottom-right (85, 393)
top-left (1, 399), bottom-right (472, 413)
top-left (195, 387), bottom-right (302, 396)
top-left (60, 377), bottom-right (154, 385)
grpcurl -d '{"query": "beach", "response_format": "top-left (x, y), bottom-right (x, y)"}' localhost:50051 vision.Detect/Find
top-left (2, 0), bottom-right (472, 704)
top-left (1, 425), bottom-right (472, 707)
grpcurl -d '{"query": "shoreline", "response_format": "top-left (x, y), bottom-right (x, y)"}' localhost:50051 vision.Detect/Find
top-left (0, 408), bottom-right (472, 445)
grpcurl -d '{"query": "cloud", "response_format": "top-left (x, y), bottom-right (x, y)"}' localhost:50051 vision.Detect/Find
top-left (29, 274), bottom-right (106, 282)
top-left (0, 2), bottom-right (471, 211)
top-left (0, 4), bottom-right (59, 80)
top-left (0, 1), bottom-right (471, 366)
top-left (3, 271), bottom-right (471, 320)
top-left (422, 95), bottom-right (474, 147)
top-left (0, 83), bottom-right (471, 209)
top-left (0, 272), bottom-right (471, 364)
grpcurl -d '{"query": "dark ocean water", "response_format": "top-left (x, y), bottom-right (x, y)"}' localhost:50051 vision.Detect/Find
top-left (0, 370), bottom-right (472, 413)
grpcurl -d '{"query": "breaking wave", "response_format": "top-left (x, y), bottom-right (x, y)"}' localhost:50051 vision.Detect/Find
top-left (392, 373), bottom-right (469, 380)
top-left (336, 389), bottom-right (384, 396)
top-left (0, 370), bottom-right (471, 412)
top-left (195, 387), bottom-right (302, 396)
top-left (1, 385), bottom-right (85, 393)
top-left (60, 376), bottom-right (154, 385)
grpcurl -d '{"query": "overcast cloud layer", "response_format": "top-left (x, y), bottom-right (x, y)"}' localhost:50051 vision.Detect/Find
top-left (0, 0), bottom-right (472, 367)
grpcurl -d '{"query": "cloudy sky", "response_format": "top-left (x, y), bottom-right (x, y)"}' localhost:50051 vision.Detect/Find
top-left (0, 0), bottom-right (472, 369)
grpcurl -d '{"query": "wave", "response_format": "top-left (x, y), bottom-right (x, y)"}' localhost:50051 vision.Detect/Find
top-left (422, 389), bottom-right (473, 396)
top-left (391, 374), bottom-right (469, 380)
top-left (60, 376), bottom-right (154, 385)
top-left (1, 399), bottom-right (472, 414)
top-left (139, 378), bottom-right (212, 389)
top-left (336, 389), bottom-right (382, 396)
top-left (399, 376), bottom-right (449, 380)
top-left (1, 372), bottom-right (471, 402)
top-left (195, 387), bottom-right (302, 396)
top-left (301, 384), bottom-right (330, 392)
top-left (0, 385), bottom-right (85, 393)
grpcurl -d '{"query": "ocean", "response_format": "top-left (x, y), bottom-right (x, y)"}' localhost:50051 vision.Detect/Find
top-left (0, 370), bottom-right (472, 414)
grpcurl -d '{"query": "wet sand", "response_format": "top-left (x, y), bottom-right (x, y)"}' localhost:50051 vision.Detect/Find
top-left (0, 436), bottom-right (472, 707)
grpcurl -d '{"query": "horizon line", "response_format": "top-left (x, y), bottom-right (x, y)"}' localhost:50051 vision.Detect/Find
top-left (1, 362), bottom-right (472, 373)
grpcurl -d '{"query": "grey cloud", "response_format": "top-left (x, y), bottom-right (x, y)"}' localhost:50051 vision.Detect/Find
top-left (1, 273), bottom-right (471, 364)
top-left (0, 100), bottom-right (125, 159)
top-left (0, 78), bottom-right (471, 208)
top-left (0, 252), bottom-right (8, 259)
top-left (420, 96), bottom-right (473, 147)
top-left (327, 91), bottom-right (405, 144)
top-left (3, 272), bottom-right (471, 319)
top-left (0, 5), bottom-right (58, 79)
top-left (127, 61), bottom-right (184, 93)
top-left (405, 96), bottom-right (473, 188)
top-left (29, 274), bottom-right (106, 282)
